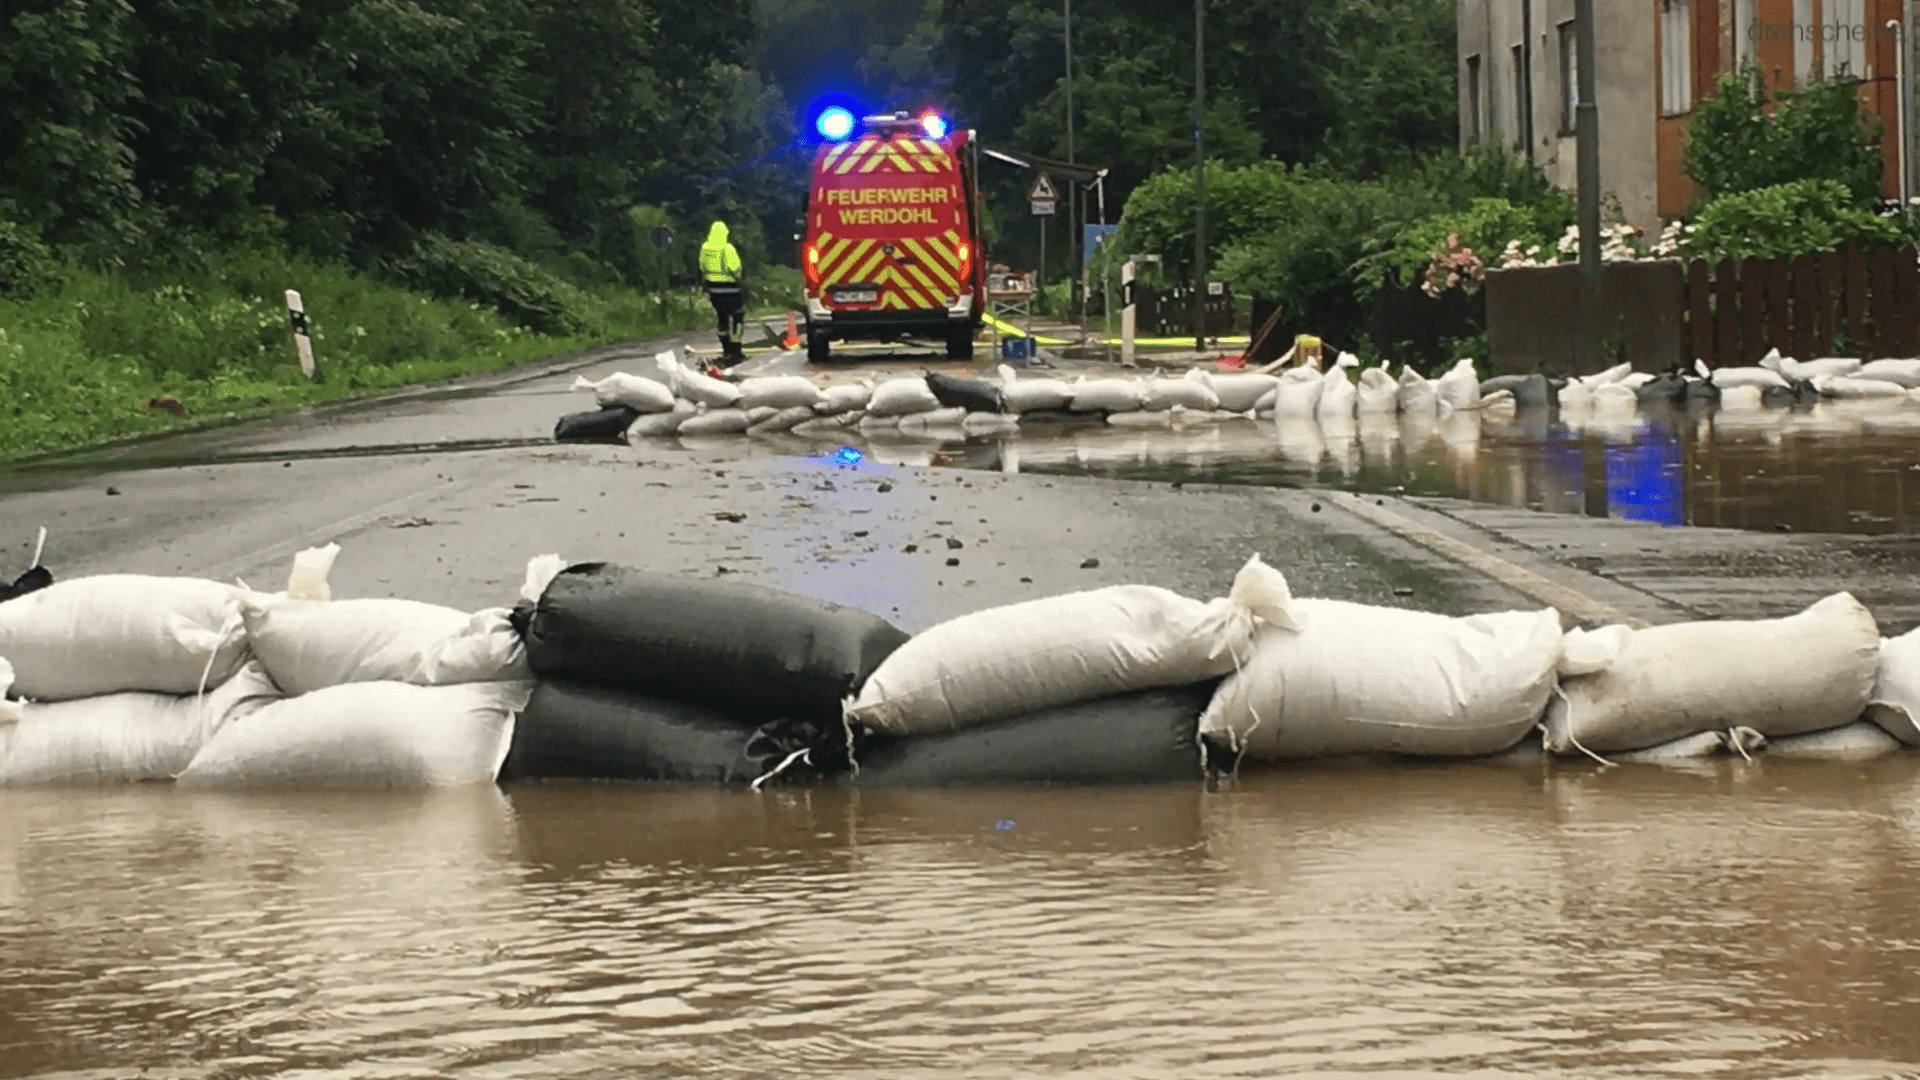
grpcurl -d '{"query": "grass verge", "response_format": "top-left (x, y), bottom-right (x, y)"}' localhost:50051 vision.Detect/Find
top-left (0, 247), bottom-right (710, 462)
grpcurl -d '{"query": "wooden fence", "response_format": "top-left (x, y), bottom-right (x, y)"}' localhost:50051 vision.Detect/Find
top-left (1684, 245), bottom-right (1920, 366)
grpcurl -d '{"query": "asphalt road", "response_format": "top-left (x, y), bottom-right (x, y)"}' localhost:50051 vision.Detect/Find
top-left (0, 337), bottom-right (1558, 628)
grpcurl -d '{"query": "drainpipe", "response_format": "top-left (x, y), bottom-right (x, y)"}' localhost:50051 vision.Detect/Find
top-left (1522, 0), bottom-right (1535, 161)
top-left (1575, 0), bottom-right (1602, 370)
top-left (1898, 13), bottom-right (1913, 224)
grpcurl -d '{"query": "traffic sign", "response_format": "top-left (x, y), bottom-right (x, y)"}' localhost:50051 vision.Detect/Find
top-left (1027, 172), bottom-right (1059, 201)
top-left (1030, 199), bottom-right (1056, 216)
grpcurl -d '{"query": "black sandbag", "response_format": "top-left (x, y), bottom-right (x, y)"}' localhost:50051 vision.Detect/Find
top-left (1636, 373), bottom-right (1687, 404)
top-left (1761, 383), bottom-right (1801, 407)
top-left (1480, 374), bottom-right (1554, 408)
top-left (925, 372), bottom-right (1004, 413)
top-left (1684, 377), bottom-right (1719, 403)
top-left (0, 565), bottom-right (52, 605)
top-left (554, 406), bottom-right (639, 444)
top-left (514, 562), bottom-right (910, 724)
top-left (498, 678), bottom-right (844, 785)
top-left (1017, 406), bottom-right (1106, 425)
top-left (851, 681), bottom-right (1219, 788)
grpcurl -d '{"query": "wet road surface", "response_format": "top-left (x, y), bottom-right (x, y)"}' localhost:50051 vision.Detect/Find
top-left (7, 344), bottom-right (1920, 1076)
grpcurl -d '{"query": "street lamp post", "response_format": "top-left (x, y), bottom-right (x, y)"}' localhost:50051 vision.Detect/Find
top-left (1193, 0), bottom-right (1206, 351)
top-left (1574, 0), bottom-right (1601, 371)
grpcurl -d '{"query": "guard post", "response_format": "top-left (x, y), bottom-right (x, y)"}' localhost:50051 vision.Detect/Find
top-left (285, 289), bottom-right (316, 378)
top-left (1119, 254), bottom-right (1159, 367)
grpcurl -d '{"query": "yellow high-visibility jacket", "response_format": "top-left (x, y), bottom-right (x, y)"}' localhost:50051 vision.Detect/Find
top-left (699, 221), bottom-right (742, 285)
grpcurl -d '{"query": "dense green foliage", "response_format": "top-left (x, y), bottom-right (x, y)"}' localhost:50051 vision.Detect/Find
top-left (1681, 179), bottom-right (1907, 260)
top-left (1685, 61), bottom-right (1885, 208)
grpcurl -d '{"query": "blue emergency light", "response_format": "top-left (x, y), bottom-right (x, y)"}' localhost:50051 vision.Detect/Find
top-left (816, 107), bottom-right (855, 141)
top-left (920, 112), bottom-right (948, 140)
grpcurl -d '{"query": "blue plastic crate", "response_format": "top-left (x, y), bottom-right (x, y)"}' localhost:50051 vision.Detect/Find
top-left (1000, 336), bottom-right (1036, 363)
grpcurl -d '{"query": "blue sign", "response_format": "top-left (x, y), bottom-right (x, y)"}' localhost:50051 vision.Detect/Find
top-left (1083, 224), bottom-right (1118, 268)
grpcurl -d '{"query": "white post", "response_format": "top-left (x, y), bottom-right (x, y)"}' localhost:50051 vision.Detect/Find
top-left (1896, 17), bottom-right (1912, 223)
top-left (1120, 258), bottom-right (1138, 367)
top-left (285, 289), bottom-right (316, 378)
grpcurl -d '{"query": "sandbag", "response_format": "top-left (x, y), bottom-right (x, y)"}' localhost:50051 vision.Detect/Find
top-left (998, 365), bottom-right (1075, 412)
top-left (0, 657), bottom-right (20, 723)
top-left (1396, 366), bottom-right (1437, 412)
top-left (1709, 365), bottom-right (1789, 390)
top-left (1544, 592), bottom-right (1879, 756)
top-left (1354, 367), bottom-right (1398, 415)
top-left (816, 381), bottom-right (873, 414)
top-left (1270, 368), bottom-right (1324, 417)
top-left (1854, 358), bottom-right (1920, 388)
top-left (852, 682), bottom-right (1217, 788)
top-left (1766, 721), bottom-right (1904, 760)
top-left (0, 662), bottom-right (282, 785)
top-left (1314, 368), bottom-right (1356, 422)
top-left (926, 372), bottom-right (1004, 413)
top-left (868, 377), bottom-right (942, 417)
top-left (1580, 361), bottom-right (1633, 387)
top-left (671, 364), bottom-right (744, 408)
top-left (747, 405), bottom-right (817, 435)
top-left (677, 408), bottom-right (751, 436)
top-left (1718, 384), bottom-right (1764, 410)
top-left (1209, 373), bottom-right (1279, 413)
top-left (897, 406), bottom-right (968, 431)
top-left (1199, 598), bottom-right (1562, 761)
top-left (846, 554), bottom-right (1292, 736)
top-left (626, 403), bottom-right (692, 440)
top-left (962, 411), bottom-right (1020, 433)
top-left (743, 405), bottom-right (778, 425)
top-left (517, 563), bottom-right (909, 725)
top-left (738, 375), bottom-right (824, 411)
top-left (1866, 626), bottom-right (1920, 745)
top-left (0, 576), bottom-right (249, 701)
top-left (554, 406), bottom-right (639, 443)
top-left (1108, 410), bottom-right (1172, 428)
top-left (178, 679), bottom-right (531, 788)
top-left (1481, 373), bottom-right (1554, 408)
top-left (1436, 358), bottom-right (1481, 411)
top-left (1813, 374), bottom-right (1909, 399)
top-left (1782, 356), bottom-right (1862, 381)
top-left (572, 373), bottom-right (676, 413)
top-left (244, 593), bottom-right (530, 696)
top-left (0, 565), bottom-right (52, 605)
top-left (1070, 377), bottom-right (1144, 413)
top-left (1140, 370), bottom-right (1219, 412)
top-left (497, 678), bottom-right (840, 786)
top-left (1017, 406), bottom-right (1102, 425)
top-left (791, 414), bottom-right (862, 437)
top-left (1612, 729), bottom-right (1744, 764)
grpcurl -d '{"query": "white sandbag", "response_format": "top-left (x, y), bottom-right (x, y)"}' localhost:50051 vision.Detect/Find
top-left (1717, 384), bottom-right (1764, 410)
top-left (671, 364), bottom-right (743, 408)
top-left (1757, 347), bottom-right (1784, 371)
top-left (867, 377), bottom-right (942, 417)
top-left (1766, 721), bottom-right (1904, 760)
top-left (1710, 365), bottom-right (1789, 390)
top-left (677, 408), bottom-right (751, 436)
top-left (738, 375), bottom-right (825, 411)
top-left (1544, 592), bottom-right (1879, 756)
top-left (961, 411), bottom-right (1021, 433)
top-left (1141, 369), bottom-right (1220, 412)
top-left (1210, 373), bottom-right (1280, 413)
top-left (1, 664), bottom-right (279, 784)
top-left (747, 405), bottom-right (817, 435)
top-left (1782, 356), bottom-right (1862, 381)
top-left (1865, 626), bottom-right (1920, 745)
top-left (998, 365), bottom-right (1075, 412)
top-left (1612, 729), bottom-right (1741, 764)
top-left (286, 543), bottom-right (339, 602)
top-left (0, 576), bottom-right (250, 701)
top-left (1199, 599), bottom-right (1562, 761)
top-left (1616, 372), bottom-right (1654, 391)
top-left (1813, 374), bottom-right (1907, 399)
top-left (1853, 358), bottom-right (1920, 388)
top-left (572, 372), bottom-right (676, 413)
top-left (1578, 361), bottom-right (1633, 387)
top-left (1396, 366), bottom-right (1438, 412)
top-left (1479, 388), bottom-right (1518, 420)
top-left (743, 406), bottom-right (778, 425)
top-left (1270, 368), bottom-right (1324, 417)
top-left (0, 657), bottom-right (19, 724)
top-left (1070, 376), bottom-right (1145, 413)
top-left (177, 680), bottom-right (533, 788)
top-left (626, 404), bottom-right (691, 440)
top-left (0, 662), bottom-right (281, 785)
top-left (521, 554), bottom-right (567, 604)
top-left (1354, 368), bottom-right (1398, 415)
top-left (1252, 387), bottom-right (1278, 413)
top-left (1557, 380), bottom-right (1593, 409)
top-left (1314, 368), bottom-right (1356, 422)
top-left (242, 593), bottom-right (528, 696)
top-left (858, 413), bottom-right (902, 432)
top-left (1108, 409), bottom-right (1173, 428)
top-left (847, 554), bottom-right (1294, 736)
top-left (1589, 383), bottom-right (1638, 412)
top-left (897, 406), bottom-right (968, 433)
top-left (1436, 358), bottom-right (1481, 410)
top-left (791, 413), bottom-right (862, 437)
top-left (816, 381), bottom-right (873, 415)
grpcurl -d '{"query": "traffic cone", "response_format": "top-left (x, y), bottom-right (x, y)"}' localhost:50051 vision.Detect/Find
top-left (783, 312), bottom-right (801, 351)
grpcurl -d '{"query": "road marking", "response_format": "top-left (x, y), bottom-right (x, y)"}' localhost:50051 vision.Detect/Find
top-left (1321, 491), bottom-right (1649, 628)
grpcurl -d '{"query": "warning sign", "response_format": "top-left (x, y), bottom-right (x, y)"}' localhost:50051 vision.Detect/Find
top-left (1026, 172), bottom-right (1059, 201)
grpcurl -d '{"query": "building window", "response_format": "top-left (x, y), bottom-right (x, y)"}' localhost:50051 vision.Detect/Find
top-left (1466, 54), bottom-right (1482, 142)
top-left (1660, 0), bottom-right (1692, 115)
top-left (1558, 21), bottom-right (1577, 134)
top-left (1512, 43), bottom-right (1526, 150)
top-left (1824, 0), bottom-right (1867, 78)
top-left (1793, 0), bottom-right (1813, 86)
top-left (1729, 0), bottom-right (1751, 72)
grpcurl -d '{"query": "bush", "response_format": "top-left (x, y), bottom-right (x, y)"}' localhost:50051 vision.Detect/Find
top-left (0, 215), bottom-right (58, 298)
top-left (1355, 197), bottom-right (1573, 299)
top-left (1685, 61), bottom-right (1884, 207)
top-left (1681, 179), bottom-right (1908, 260)
top-left (390, 234), bottom-right (598, 336)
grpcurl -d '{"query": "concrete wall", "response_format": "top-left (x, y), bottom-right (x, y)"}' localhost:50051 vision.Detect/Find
top-left (1484, 260), bottom-right (1687, 375)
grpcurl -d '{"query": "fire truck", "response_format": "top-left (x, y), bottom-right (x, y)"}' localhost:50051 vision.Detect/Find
top-left (800, 107), bottom-right (987, 363)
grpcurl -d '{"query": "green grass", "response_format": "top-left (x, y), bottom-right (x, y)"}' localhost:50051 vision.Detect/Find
top-left (0, 248), bottom-right (708, 462)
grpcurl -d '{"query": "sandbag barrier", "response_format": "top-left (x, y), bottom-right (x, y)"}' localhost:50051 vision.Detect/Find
top-left (8, 538), bottom-right (1920, 788)
top-left (560, 347), bottom-right (1920, 449)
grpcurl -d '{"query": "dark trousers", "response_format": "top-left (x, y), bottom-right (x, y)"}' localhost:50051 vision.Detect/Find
top-left (706, 286), bottom-right (745, 363)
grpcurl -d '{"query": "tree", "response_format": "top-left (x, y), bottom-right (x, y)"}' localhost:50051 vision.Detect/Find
top-left (1685, 60), bottom-right (1884, 207)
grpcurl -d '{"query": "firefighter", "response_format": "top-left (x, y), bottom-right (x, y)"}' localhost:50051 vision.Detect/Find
top-left (699, 220), bottom-right (747, 367)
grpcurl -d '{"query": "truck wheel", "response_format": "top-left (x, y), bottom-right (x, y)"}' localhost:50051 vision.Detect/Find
top-left (945, 323), bottom-right (974, 361)
top-left (807, 330), bottom-right (832, 364)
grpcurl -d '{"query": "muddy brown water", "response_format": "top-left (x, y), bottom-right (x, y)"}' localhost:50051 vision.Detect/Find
top-left (7, 761), bottom-right (1920, 1078)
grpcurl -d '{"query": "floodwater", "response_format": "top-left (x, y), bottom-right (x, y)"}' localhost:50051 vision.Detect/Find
top-left (884, 400), bottom-right (1920, 537)
top-left (8, 763), bottom-right (1920, 1078)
